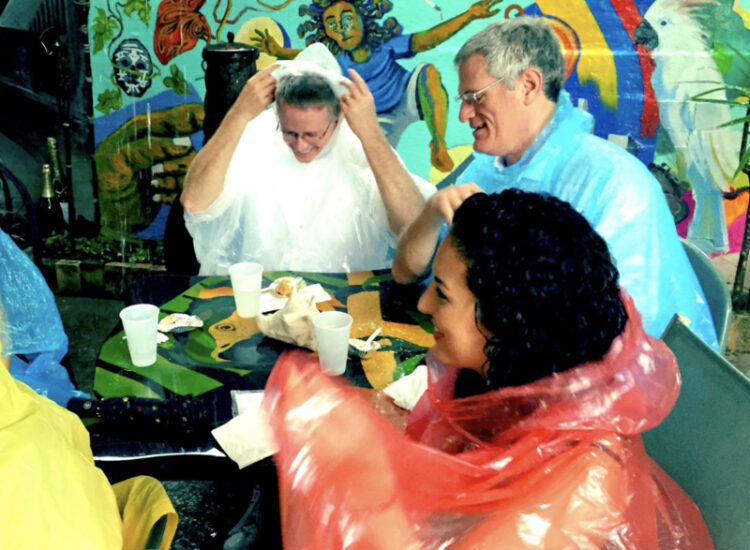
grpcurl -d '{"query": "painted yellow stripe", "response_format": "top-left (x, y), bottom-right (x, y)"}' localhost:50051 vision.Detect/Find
top-left (536, 4), bottom-right (618, 109)
top-left (734, 0), bottom-right (750, 28)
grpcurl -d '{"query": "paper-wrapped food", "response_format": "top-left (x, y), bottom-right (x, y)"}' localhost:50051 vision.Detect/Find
top-left (256, 285), bottom-right (319, 350)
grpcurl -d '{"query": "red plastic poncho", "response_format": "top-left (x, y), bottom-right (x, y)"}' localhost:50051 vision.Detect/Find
top-left (263, 296), bottom-right (714, 549)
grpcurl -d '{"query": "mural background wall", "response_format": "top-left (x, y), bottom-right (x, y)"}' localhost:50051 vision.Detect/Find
top-left (88, 0), bottom-right (750, 256)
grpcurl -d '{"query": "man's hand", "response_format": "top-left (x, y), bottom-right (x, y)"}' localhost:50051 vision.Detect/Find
top-left (94, 103), bottom-right (204, 235)
top-left (426, 183), bottom-right (485, 226)
top-left (232, 64), bottom-right (278, 122)
top-left (468, 0), bottom-right (502, 18)
top-left (340, 69), bottom-right (380, 142)
top-left (392, 183), bottom-right (485, 283)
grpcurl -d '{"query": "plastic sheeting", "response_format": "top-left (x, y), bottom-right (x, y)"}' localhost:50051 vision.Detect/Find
top-left (0, 228), bottom-right (86, 405)
top-left (457, 90), bottom-right (719, 350)
top-left (0, 361), bottom-right (123, 549)
top-left (264, 296), bottom-right (714, 549)
top-left (185, 43), bottom-right (434, 276)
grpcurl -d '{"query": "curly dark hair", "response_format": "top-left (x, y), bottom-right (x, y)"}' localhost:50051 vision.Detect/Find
top-left (297, 0), bottom-right (403, 56)
top-left (450, 189), bottom-right (628, 391)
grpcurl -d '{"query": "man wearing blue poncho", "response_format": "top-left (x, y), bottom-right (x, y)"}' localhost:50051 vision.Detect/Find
top-left (393, 16), bottom-right (718, 350)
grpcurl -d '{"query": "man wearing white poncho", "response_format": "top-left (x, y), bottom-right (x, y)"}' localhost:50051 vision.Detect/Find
top-left (182, 44), bottom-right (434, 275)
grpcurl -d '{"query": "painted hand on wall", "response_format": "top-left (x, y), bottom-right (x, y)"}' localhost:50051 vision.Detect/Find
top-left (94, 103), bottom-right (205, 236)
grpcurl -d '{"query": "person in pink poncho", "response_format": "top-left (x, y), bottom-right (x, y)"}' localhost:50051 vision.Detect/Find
top-left (263, 188), bottom-right (714, 549)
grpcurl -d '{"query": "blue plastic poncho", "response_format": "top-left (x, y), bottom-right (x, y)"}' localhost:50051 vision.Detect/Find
top-left (0, 228), bottom-right (86, 405)
top-left (457, 91), bottom-right (718, 350)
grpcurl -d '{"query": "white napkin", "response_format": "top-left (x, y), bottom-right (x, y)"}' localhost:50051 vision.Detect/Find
top-left (260, 283), bottom-right (331, 313)
top-left (211, 391), bottom-right (278, 469)
top-left (382, 365), bottom-right (428, 410)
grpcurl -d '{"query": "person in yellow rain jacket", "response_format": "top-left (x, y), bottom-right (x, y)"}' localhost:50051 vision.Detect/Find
top-left (0, 227), bottom-right (176, 549)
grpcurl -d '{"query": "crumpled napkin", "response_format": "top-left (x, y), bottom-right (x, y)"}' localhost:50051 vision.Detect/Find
top-left (256, 285), bottom-right (319, 350)
top-left (382, 364), bottom-right (428, 410)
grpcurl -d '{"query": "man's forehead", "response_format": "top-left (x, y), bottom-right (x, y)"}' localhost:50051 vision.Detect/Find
top-left (458, 55), bottom-right (492, 89)
top-left (277, 102), bottom-right (334, 127)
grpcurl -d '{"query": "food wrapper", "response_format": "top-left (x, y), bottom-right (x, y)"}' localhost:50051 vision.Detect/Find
top-left (157, 313), bottom-right (203, 333)
top-left (348, 337), bottom-right (382, 359)
top-left (257, 286), bottom-right (319, 350)
top-left (269, 276), bottom-right (305, 298)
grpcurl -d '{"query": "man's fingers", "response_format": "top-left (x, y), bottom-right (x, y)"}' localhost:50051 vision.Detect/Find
top-left (347, 69), bottom-right (369, 94)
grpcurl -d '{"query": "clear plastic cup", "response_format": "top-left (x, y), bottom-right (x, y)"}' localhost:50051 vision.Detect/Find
top-left (313, 311), bottom-right (353, 375)
top-left (119, 303), bottom-right (160, 367)
top-left (229, 262), bottom-right (263, 318)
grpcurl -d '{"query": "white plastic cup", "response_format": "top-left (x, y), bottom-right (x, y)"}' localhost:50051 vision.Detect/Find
top-left (229, 262), bottom-right (263, 318)
top-left (313, 311), bottom-right (353, 375)
top-left (119, 304), bottom-right (160, 367)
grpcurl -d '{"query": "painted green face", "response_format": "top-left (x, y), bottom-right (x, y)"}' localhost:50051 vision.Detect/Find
top-left (322, 2), bottom-right (363, 51)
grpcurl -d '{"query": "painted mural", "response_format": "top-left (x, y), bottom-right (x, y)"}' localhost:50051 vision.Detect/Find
top-left (88, 0), bottom-right (750, 256)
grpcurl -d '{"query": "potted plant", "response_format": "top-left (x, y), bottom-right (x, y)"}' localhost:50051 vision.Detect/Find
top-left (42, 233), bottom-right (166, 297)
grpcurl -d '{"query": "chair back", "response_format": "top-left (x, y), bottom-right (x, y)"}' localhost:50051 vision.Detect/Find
top-left (643, 316), bottom-right (750, 550)
top-left (681, 238), bottom-right (732, 352)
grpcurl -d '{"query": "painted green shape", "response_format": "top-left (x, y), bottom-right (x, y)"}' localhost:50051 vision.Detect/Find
top-left (226, 368), bottom-right (252, 376)
top-left (183, 276), bottom-right (228, 298)
top-left (95, 367), bottom-right (162, 399)
top-left (185, 329), bottom-right (223, 364)
top-left (392, 353), bottom-right (426, 381)
top-left (263, 271), bottom-right (293, 281)
top-left (297, 273), bottom-right (350, 288)
top-left (714, 42), bottom-right (733, 77)
top-left (128, 355), bottom-right (222, 396)
top-left (160, 294), bottom-right (192, 313)
top-left (361, 272), bottom-right (394, 289)
top-left (99, 330), bottom-right (131, 364)
top-left (407, 310), bottom-right (435, 334)
top-left (98, 333), bottom-right (223, 396)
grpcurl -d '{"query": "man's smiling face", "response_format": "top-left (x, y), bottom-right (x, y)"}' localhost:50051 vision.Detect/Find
top-left (457, 54), bottom-right (528, 164)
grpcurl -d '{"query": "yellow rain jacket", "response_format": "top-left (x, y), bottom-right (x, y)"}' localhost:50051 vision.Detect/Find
top-left (0, 361), bottom-right (123, 549)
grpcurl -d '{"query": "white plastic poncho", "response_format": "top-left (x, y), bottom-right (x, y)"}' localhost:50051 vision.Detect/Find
top-left (186, 44), bottom-right (433, 275)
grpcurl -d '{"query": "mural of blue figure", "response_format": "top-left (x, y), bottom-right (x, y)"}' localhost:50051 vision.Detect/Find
top-left (252, 0), bottom-right (502, 173)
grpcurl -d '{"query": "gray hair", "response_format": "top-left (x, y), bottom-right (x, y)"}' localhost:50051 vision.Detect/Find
top-left (454, 16), bottom-right (565, 101)
top-left (275, 74), bottom-right (340, 119)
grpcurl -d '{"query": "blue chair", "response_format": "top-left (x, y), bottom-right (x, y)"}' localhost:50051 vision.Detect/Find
top-left (681, 238), bottom-right (732, 352)
top-left (643, 315), bottom-right (750, 550)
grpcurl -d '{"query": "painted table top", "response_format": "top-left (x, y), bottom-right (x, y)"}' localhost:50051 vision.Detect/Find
top-left (95, 270), bottom-right (435, 401)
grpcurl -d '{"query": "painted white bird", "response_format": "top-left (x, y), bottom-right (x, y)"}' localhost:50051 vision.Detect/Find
top-left (635, 0), bottom-right (743, 254)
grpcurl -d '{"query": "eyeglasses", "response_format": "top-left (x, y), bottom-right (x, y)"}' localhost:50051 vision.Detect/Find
top-left (279, 120), bottom-right (335, 144)
top-left (454, 78), bottom-right (503, 105)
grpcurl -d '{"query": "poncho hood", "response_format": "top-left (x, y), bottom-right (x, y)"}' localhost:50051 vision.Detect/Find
top-left (406, 294), bottom-right (681, 451)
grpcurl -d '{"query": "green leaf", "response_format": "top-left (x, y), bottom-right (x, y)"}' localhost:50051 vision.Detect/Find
top-left (691, 85), bottom-right (748, 103)
top-left (717, 113), bottom-right (750, 129)
top-left (733, 146), bottom-right (750, 180)
top-left (726, 42), bottom-right (750, 73)
top-left (163, 64), bottom-right (190, 95)
top-left (95, 88), bottom-right (123, 114)
top-left (392, 353), bottom-right (426, 381)
top-left (713, 42), bottom-right (733, 76)
top-left (91, 7), bottom-right (117, 54)
top-left (123, 0), bottom-right (151, 26)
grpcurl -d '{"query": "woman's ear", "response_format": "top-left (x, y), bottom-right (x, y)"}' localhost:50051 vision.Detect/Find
top-left (518, 67), bottom-right (544, 106)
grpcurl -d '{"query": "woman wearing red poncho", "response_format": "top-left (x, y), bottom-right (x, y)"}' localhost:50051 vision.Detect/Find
top-left (263, 188), bottom-right (714, 549)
